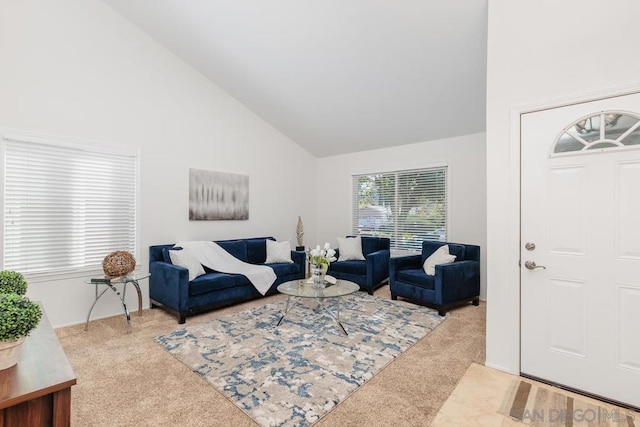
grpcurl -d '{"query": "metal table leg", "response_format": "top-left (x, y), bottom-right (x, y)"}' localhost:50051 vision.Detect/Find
top-left (85, 286), bottom-right (111, 331)
top-left (318, 298), bottom-right (348, 335)
top-left (130, 280), bottom-right (143, 316)
top-left (276, 296), bottom-right (298, 327)
top-left (276, 295), bottom-right (349, 335)
top-left (85, 282), bottom-right (132, 333)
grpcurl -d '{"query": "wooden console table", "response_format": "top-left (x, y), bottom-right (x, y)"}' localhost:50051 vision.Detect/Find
top-left (0, 305), bottom-right (76, 426)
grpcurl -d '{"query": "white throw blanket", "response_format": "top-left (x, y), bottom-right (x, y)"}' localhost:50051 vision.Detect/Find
top-left (175, 241), bottom-right (276, 296)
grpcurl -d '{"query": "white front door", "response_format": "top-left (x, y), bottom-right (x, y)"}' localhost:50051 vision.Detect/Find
top-left (521, 92), bottom-right (640, 408)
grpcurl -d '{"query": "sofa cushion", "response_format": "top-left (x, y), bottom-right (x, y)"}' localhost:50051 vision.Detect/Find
top-left (337, 236), bottom-right (365, 261)
top-left (422, 242), bottom-right (465, 264)
top-left (423, 245), bottom-right (456, 276)
top-left (448, 244), bottom-right (465, 261)
top-left (217, 240), bottom-right (248, 262)
top-left (397, 269), bottom-right (436, 290)
top-left (329, 260), bottom-right (366, 276)
top-left (265, 240), bottom-right (293, 263)
top-left (361, 236), bottom-right (387, 256)
top-left (246, 238), bottom-right (273, 264)
top-left (162, 246), bottom-right (181, 264)
top-left (190, 272), bottom-right (238, 296)
top-left (266, 262), bottom-right (301, 276)
top-left (168, 248), bottom-right (205, 281)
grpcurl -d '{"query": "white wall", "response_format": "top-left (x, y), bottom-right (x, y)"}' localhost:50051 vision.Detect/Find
top-left (316, 133), bottom-right (487, 298)
top-left (0, 0), bottom-right (318, 327)
top-left (486, 0), bottom-right (640, 373)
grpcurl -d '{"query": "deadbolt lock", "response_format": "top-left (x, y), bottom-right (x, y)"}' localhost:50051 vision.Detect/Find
top-left (525, 242), bottom-right (536, 251)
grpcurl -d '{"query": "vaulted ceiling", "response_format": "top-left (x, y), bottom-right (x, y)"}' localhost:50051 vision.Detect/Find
top-left (102, 1), bottom-right (488, 157)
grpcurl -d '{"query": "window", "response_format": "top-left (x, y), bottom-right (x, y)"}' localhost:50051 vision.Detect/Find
top-left (3, 132), bottom-right (138, 279)
top-left (352, 166), bottom-right (448, 251)
top-left (552, 111), bottom-right (640, 155)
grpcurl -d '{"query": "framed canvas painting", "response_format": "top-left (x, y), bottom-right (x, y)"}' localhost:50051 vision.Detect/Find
top-left (189, 169), bottom-right (249, 220)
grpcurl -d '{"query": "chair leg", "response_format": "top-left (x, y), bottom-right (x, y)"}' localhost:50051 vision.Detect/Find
top-left (178, 314), bottom-right (186, 324)
top-left (391, 294), bottom-right (397, 300)
top-left (438, 310), bottom-right (446, 316)
top-left (472, 298), bottom-right (480, 306)
top-left (368, 288), bottom-right (374, 295)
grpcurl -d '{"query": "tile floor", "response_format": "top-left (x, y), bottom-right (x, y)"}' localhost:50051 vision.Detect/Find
top-left (432, 363), bottom-right (639, 426)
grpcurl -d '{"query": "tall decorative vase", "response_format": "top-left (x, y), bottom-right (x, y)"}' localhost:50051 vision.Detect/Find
top-left (0, 336), bottom-right (25, 370)
top-left (310, 264), bottom-right (328, 289)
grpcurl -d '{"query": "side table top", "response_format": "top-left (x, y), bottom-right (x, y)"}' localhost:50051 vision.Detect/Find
top-left (84, 272), bottom-right (150, 284)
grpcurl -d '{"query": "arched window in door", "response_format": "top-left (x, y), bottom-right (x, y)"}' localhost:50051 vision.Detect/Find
top-left (552, 111), bottom-right (640, 155)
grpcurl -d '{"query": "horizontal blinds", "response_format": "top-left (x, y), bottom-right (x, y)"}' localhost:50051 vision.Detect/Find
top-left (352, 166), bottom-right (447, 251)
top-left (4, 135), bottom-right (137, 274)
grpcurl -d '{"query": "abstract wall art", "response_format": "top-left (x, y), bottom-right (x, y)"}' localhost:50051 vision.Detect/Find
top-left (189, 169), bottom-right (249, 220)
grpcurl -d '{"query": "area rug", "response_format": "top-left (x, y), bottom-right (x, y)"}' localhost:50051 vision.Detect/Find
top-left (155, 292), bottom-right (445, 426)
top-left (499, 379), bottom-right (638, 426)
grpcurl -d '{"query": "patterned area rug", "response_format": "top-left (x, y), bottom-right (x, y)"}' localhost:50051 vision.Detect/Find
top-left (155, 292), bottom-right (445, 426)
top-left (499, 380), bottom-right (638, 426)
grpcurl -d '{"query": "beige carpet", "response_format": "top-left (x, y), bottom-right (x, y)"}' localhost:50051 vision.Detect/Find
top-left (56, 286), bottom-right (485, 426)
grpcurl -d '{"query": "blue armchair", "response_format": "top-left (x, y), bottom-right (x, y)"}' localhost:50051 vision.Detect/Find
top-left (390, 241), bottom-right (480, 316)
top-left (327, 236), bottom-right (390, 295)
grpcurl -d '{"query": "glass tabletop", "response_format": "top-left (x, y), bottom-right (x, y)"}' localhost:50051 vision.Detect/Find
top-left (278, 279), bottom-right (359, 298)
top-left (84, 272), bottom-right (150, 284)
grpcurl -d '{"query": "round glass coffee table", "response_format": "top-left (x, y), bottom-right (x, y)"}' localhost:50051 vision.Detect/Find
top-left (276, 279), bottom-right (359, 335)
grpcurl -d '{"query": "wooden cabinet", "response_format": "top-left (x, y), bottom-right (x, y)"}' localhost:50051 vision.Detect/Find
top-left (0, 306), bottom-right (76, 426)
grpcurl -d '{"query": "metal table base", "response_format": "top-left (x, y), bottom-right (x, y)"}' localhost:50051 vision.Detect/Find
top-left (276, 295), bottom-right (349, 335)
top-left (85, 278), bottom-right (143, 333)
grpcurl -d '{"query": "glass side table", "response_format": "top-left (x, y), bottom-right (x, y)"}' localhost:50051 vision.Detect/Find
top-left (84, 272), bottom-right (150, 333)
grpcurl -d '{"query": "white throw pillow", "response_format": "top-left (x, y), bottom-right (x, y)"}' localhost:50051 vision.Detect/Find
top-left (423, 245), bottom-right (457, 276)
top-left (337, 236), bottom-right (365, 261)
top-left (169, 248), bottom-right (206, 281)
top-left (265, 240), bottom-right (293, 263)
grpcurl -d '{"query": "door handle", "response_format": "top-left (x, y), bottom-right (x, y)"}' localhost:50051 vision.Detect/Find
top-left (524, 260), bottom-right (546, 270)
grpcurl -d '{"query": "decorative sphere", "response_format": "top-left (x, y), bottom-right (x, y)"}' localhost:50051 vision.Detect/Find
top-left (102, 251), bottom-right (136, 278)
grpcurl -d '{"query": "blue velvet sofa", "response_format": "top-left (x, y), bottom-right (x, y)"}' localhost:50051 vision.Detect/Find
top-left (327, 236), bottom-right (390, 295)
top-left (149, 237), bottom-right (306, 324)
top-left (390, 241), bottom-right (480, 316)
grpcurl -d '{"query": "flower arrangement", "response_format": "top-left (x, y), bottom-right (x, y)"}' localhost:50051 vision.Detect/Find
top-left (309, 243), bottom-right (337, 268)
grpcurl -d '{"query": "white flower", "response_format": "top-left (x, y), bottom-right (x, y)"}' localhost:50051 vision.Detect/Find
top-left (309, 243), bottom-right (336, 266)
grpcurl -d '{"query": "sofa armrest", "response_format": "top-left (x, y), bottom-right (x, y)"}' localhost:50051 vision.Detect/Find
top-left (366, 249), bottom-right (390, 285)
top-left (291, 250), bottom-right (306, 277)
top-left (149, 261), bottom-right (190, 313)
top-left (434, 260), bottom-right (480, 305)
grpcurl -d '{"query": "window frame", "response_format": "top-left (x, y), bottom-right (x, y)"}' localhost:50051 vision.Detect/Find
top-left (1, 130), bottom-right (141, 282)
top-left (350, 162), bottom-right (450, 254)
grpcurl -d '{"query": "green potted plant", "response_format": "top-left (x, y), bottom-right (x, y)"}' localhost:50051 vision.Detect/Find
top-left (0, 270), bottom-right (28, 295)
top-left (0, 270), bottom-right (42, 370)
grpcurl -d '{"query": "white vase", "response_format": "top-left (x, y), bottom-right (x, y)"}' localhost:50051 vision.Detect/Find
top-left (0, 336), bottom-right (25, 370)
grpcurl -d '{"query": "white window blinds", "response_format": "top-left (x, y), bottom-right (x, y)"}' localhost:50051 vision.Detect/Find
top-left (352, 166), bottom-right (448, 251)
top-left (3, 132), bottom-right (138, 276)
